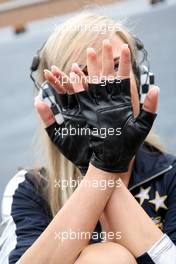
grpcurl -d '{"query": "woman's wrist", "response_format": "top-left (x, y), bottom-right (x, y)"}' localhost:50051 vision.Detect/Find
top-left (87, 160), bottom-right (134, 186)
top-left (87, 163), bottom-right (120, 180)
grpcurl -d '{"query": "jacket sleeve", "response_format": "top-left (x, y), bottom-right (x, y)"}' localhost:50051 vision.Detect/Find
top-left (163, 164), bottom-right (176, 245)
top-left (0, 169), bottom-right (51, 264)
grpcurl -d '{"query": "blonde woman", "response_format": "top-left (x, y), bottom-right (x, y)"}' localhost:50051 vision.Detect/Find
top-left (0, 13), bottom-right (176, 264)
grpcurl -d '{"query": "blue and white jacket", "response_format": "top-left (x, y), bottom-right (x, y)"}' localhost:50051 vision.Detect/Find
top-left (0, 144), bottom-right (176, 264)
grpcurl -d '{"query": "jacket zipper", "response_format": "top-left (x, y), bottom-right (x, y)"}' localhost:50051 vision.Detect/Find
top-left (129, 165), bottom-right (173, 191)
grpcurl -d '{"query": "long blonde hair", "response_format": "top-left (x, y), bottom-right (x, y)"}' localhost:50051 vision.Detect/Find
top-left (34, 13), bottom-right (165, 217)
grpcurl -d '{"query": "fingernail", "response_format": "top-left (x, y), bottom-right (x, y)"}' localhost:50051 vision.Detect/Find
top-left (44, 69), bottom-right (51, 77)
top-left (51, 65), bottom-right (58, 71)
top-left (103, 39), bottom-right (110, 45)
top-left (149, 85), bottom-right (160, 94)
top-left (87, 47), bottom-right (95, 53)
top-left (72, 62), bottom-right (79, 69)
top-left (34, 95), bottom-right (42, 106)
top-left (123, 43), bottom-right (128, 48)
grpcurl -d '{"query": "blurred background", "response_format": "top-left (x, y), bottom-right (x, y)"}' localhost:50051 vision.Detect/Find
top-left (0, 0), bottom-right (176, 215)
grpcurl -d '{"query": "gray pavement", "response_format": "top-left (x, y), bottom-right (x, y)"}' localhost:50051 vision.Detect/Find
top-left (0, 0), bottom-right (176, 216)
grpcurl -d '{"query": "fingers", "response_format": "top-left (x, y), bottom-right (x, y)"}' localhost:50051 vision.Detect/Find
top-left (101, 39), bottom-right (114, 78)
top-left (117, 44), bottom-right (131, 79)
top-left (135, 85), bottom-right (159, 131)
top-left (71, 63), bottom-right (88, 89)
top-left (35, 101), bottom-right (55, 128)
top-left (143, 86), bottom-right (160, 114)
top-left (87, 48), bottom-right (101, 83)
top-left (70, 72), bottom-right (84, 93)
top-left (44, 69), bottom-right (66, 94)
top-left (44, 66), bottom-right (74, 94)
top-left (51, 65), bottom-right (74, 94)
top-left (44, 41), bottom-right (131, 96)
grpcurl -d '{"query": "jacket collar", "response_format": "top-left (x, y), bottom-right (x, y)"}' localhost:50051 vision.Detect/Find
top-left (128, 143), bottom-right (175, 191)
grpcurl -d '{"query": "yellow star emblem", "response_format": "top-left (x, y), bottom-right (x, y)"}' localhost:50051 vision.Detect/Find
top-left (149, 191), bottom-right (168, 212)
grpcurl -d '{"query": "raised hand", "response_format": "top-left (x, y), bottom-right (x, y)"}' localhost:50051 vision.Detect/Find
top-left (70, 40), bottom-right (159, 172)
top-left (35, 65), bottom-right (91, 175)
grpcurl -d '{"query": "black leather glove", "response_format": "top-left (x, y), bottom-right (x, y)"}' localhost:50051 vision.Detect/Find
top-left (76, 78), bottom-right (157, 173)
top-left (44, 82), bottom-right (92, 175)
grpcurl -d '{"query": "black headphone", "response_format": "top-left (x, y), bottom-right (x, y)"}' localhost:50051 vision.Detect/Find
top-left (30, 41), bottom-right (47, 91)
top-left (132, 36), bottom-right (155, 100)
top-left (30, 36), bottom-right (154, 104)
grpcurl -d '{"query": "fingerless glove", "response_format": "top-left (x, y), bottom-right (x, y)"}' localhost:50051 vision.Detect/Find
top-left (76, 78), bottom-right (157, 173)
top-left (44, 83), bottom-right (92, 175)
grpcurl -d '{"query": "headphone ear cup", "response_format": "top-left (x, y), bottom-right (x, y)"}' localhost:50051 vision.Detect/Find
top-left (30, 54), bottom-right (40, 72)
top-left (30, 40), bottom-right (47, 89)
